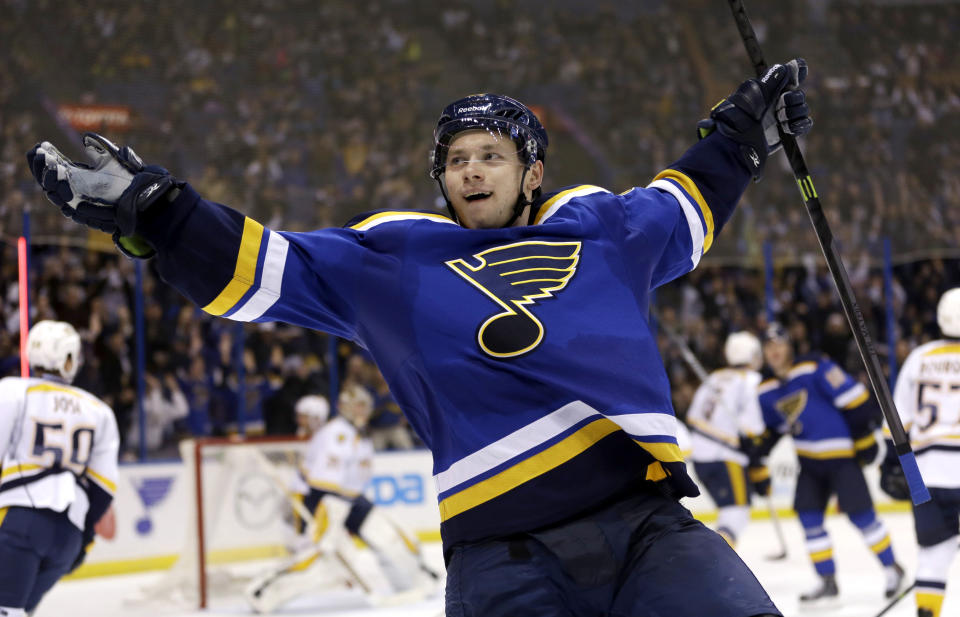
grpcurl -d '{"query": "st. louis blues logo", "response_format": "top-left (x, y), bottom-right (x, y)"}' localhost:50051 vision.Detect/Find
top-left (446, 240), bottom-right (581, 358)
top-left (775, 389), bottom-right (808, 426)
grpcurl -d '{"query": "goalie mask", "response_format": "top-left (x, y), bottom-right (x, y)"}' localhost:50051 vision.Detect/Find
top-left (724, 331), bottom-right (762, 369)
top-left (27, 320), bottom-right (82, 383)
top-left (938, 287), bottom-right (960, 338)
top-left (429, 93), bottom-right (548, 227)
top-left (337, 384), bottom-right (374, 428)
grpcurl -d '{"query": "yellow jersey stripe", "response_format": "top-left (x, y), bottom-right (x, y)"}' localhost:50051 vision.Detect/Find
top-left (853, 433), bottom-right (877, 451)
top-left (635, 440), bottom-right (685, 463)
top-left (533, 185), bottom-right (595, 224)
top-left (349, 211), bottom-right (456, 231)
top-left (726, 461), bottom-right (748, 506)
top-left (796, 448), bottom-right (855, 459)
top-left (651, 169), bottom-right (715, 252)
top-left (842, 389), bottom-right (870, 409)
top-left (438, 417), bottom-right (620, 522)
top-left (203, 217), bottom-right (264, 316)
top-left (923, 344), bottom-right (960, 356)
top-left (1, 463), bottom-right (44, 480)
top-left (305, 479), bottom-right (358, 498)
top-left (0, 507), bottom-right (7, 528)
top-left (86, 468), bottom-right (117, 494)
top-left (788, 361), bottom-right (818, 378)
top-left (26, 383), bottom-right (103, 407)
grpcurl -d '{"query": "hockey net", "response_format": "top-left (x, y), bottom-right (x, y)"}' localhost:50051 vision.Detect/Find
top-left (126, 436), bottom-right (310, 609)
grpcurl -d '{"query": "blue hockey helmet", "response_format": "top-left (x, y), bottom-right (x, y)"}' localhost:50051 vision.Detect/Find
top-left (429, 93), bottom-right (548, 180)
top-left (763, 322), bottom-right (790, 343)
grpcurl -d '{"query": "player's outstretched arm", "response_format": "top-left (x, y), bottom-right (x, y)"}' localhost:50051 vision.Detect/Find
top-left (639, 60), bottom-right (812, 287)
top-left (24, 134), bottom-right (395, 341)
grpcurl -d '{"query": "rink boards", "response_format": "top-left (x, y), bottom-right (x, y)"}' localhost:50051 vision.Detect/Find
top-left (69, 435), bottom-right (905, 579)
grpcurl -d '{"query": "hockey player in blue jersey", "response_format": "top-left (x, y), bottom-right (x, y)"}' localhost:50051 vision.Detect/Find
top-left (757, 323), bottom-right (905, 604)
top-left (27, 59), bottom-right (812, 616)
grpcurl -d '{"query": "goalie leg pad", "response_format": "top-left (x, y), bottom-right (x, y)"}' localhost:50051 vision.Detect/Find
top-left (244, 546), bottom-right (353, 614)
top-left (715, 505), bottom-right (750, 546)
top-left (354, 502), bottom-right (432, 594)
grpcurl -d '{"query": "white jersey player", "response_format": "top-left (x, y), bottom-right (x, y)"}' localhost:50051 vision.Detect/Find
top-left (687, 332), bottom-right (767, 546)
top-left (0, 321), bottom-right (119, 616)
top-left (885, 288), bottom-right (960, 617)
top-left (247, 384), bottom-right (437, 612)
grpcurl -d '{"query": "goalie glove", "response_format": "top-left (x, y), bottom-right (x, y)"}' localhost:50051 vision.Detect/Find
top-left (698, 58), bottom-right (813, 181)
top-left (26, 133), bottom-right (181, 258)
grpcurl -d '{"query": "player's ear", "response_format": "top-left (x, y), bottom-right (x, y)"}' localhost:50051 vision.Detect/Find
top-left (524, 160), bottom-right (544, 194)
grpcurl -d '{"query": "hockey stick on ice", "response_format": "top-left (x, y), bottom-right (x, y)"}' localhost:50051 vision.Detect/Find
top-left (652, 307), bottom-right (788, 560)
top-left (726, 0), bottom-right (930, 506)
top-left (764, 495), bottom-right (787, 561)
top-left (872, 580), bottom-right (916, 617)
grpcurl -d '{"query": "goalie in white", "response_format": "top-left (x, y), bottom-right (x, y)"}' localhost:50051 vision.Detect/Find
top-left (686, 331), bottom-right (768, 547)
top-left (246, 384), bottom-right (438, 612)
top-left (0, 321), bottom-right (120, 617)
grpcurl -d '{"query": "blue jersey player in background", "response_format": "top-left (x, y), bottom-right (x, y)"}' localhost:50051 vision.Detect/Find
top-left (757, 322), bottom-right (906, 605)
top-left (28, 58), bottom-right (811, 616)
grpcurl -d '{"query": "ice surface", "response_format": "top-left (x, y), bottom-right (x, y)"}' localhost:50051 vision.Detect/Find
top-left (35, 512), bottom-right (958, 617)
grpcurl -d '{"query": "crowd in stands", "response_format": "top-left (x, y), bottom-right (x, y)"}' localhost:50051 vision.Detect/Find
top-left (1, 0), bottom-right (958, 458)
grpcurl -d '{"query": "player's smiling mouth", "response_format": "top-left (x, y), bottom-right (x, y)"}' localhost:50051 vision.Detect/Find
top-left (464, 191), bottom-right (492, 202)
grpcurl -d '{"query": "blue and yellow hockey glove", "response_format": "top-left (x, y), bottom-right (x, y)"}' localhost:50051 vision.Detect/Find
top-left (26, 132), bottom-right (181, 258)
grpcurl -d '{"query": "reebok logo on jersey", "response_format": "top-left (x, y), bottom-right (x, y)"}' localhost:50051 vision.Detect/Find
top-left (446, 241), bottom-right (582, 358)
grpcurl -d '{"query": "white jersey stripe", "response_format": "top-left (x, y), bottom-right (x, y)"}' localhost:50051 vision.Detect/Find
top-left (434, 400), bottom-right (599, 495)
top-left (647, 179), bottom-right (705, 269)
top-left (229, 230), bottom-right (289, 322)
top-left (834, 382), bottom-right (868, 409)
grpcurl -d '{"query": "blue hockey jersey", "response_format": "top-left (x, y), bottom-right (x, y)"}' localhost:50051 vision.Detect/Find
top-left (757, 354), bottom-right (874, 462)
top-left (141, 133), bottom-right (749, 552)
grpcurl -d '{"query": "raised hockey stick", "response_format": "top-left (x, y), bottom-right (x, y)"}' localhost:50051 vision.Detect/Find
top-left (652, 307), bottom-right (789, 560)
top-left (726, 0), bottom-right (930, 506)
top-left (872, 580), bottom-right (916, 617)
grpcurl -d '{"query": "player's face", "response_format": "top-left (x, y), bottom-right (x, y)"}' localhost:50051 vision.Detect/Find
top-left (444, 130), bottom-right (543, 229)
top-left (763, 339), bottom-right (793, 374)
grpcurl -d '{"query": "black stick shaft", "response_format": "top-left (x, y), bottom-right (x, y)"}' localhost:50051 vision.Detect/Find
top-left (873, 581), bottom-right (917, 617)
top-left (726, 0), bottom-right (929, 505)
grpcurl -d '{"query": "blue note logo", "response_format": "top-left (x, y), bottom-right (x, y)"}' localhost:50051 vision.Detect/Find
top-left (132, 476), bottom-right (175, 535)
top-left (446, 241), bottom-right (581, 358)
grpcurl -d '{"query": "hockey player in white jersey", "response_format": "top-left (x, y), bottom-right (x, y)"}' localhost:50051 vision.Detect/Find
top-left (687, 332), bottom-right (768, 547)
top-left (883, 287), bottom-right (960, 617)
top-left (247, 384), bottom-right (435, 612)
top-left (0, 321), bottom-right (120, 616)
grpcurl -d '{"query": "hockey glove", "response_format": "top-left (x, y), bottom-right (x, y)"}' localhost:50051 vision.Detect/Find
top-left (879, 440), bottom-right (909, 501)
top-left (26, 133), bottom-right (181, 259)
top-left (748, 465), bottom-right (771, 497)
top-left (698, 58), bottom-right (813, 181)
